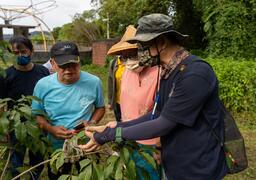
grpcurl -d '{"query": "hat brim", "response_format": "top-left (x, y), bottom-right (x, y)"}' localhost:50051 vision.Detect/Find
top-left (107, 41), bottom-right (137, 55)
top-left (54, 55), bottom-right (80, 66)
top-left (126, 30), bottom-right (189, 44)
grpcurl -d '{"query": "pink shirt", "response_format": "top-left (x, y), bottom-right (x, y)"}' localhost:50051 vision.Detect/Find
top-left (120, 66), bottom-right (160, 145)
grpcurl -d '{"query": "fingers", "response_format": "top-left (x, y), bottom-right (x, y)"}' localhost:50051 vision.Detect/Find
top-left (85, 125), bottom-right (106, 133)
top-left (84, 130), bottom-right (94, 139)
top-left (78, 139), bottom-right (99, 152)
top-left (106, 121), bottom-right (117, 128)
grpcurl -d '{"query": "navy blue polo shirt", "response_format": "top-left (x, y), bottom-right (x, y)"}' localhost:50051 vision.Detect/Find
top-left (158, 56), bottom-right (227, 179)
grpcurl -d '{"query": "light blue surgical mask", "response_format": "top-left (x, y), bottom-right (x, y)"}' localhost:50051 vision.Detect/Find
top-left (16, 55), bottom-right (31, 66)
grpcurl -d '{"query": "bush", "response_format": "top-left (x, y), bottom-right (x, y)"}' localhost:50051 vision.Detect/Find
top-left (206, 58), bottom-right (256, 126)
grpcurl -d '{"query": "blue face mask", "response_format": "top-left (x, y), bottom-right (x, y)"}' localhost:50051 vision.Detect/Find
top-left (16, 55), bottom-right (31, 66)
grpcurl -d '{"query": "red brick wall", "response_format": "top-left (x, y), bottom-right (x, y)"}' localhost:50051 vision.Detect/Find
top-left (92, 40), bottom-right (115, 66)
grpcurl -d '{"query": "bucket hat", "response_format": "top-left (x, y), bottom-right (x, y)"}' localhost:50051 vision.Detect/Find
top-left (107, 25), bottom-right (137, 55)
top-left (126, 13), bottom-right (188, 44)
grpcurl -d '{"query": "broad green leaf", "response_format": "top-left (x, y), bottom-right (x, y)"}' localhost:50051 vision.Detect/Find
top-left (79, 159), bottom-right (91, 171)
top-left (140, 152), bottom-right (157, 170)
top-left (25, 122), bottom-right (40, 138)
top-left (51, 149), bottom-right (63, 158)
top-left (126, 159), bottom-right (136, 179)
top-left (0, 98), bottom-right (12, 104)
top-left (15, 122), bottom-right (27, 143)
top-left (13, 110), bottom-right (21, 125)
top-left (19, 106), bottom-right (32, 117)
top-left (93, 162), bottom-right (104, 180)
top-left (79, 164), bottom-right (92, 180)
top-left (115, 159), bottom-right (123, 180)
top-left (120, 147), bottom-right (130, 163)
top-left (0, 112), bottom-right (9, 135)
top-left (50, 150), bottom-right (62, 173)
top-left (58, 174), bottom-right (70, 180)
top-left (56, 152), bottom-right (65, 169)
top-left (104, 155), bottom-right (119, 179)
top-left (71, 176), bottom-right (79, 180)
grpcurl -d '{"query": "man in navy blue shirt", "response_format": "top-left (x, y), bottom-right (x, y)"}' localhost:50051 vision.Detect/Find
top-left (79, 14), bottom-right (228, 180)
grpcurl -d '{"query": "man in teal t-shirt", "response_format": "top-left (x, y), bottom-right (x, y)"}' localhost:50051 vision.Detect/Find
top-left (32, 41), bottom-right (105, 149)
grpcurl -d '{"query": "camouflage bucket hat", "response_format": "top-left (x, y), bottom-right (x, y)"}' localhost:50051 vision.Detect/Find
top-left (126, 13), bottom-right (188, 43)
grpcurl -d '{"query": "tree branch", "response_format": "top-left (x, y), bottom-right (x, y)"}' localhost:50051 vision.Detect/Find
top-left (11, 159), bottom-right (51, 180)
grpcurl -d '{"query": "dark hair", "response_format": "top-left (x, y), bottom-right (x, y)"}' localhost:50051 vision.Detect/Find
top-left (9, 36), bottom-right (33, 51)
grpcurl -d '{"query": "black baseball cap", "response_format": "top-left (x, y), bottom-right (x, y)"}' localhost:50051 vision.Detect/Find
top-left (50, 41), bottom-right (80, 66)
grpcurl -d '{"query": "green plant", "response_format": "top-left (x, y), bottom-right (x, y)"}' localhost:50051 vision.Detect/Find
top-left (0, 96), bottom-right (53, 179)
top-left (199, 0), bottom-right (256, 59)
top-left (48, 132), bottom-right (158, 180)
top-left (207, 58), bottom-right (256, 127)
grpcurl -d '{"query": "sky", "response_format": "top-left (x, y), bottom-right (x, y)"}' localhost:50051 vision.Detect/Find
top-left (0, 0), bottom-right (93, 34)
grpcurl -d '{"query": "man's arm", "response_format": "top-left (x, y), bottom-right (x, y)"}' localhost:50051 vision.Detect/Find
top-left (36, 115), bottom-right (73, 139)
top-left (90, 106), bottom-right (105, 124)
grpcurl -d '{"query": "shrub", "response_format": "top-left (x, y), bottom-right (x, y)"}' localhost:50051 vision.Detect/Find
top-left (206, 58), bottom-right (256, 126)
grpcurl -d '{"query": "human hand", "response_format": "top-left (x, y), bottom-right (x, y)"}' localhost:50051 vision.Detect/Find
top-left (106, 121), bottom-right (117, 128)
top-left (79, 125), bottom-right (114, 152)
top-left (48, 125), bottom-right (73, 139)
top-left (78, 126), bottom-right (105, 152)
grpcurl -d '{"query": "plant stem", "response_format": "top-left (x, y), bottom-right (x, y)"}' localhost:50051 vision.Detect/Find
top-left (11, 159), bottom-right (51, 180)
top-left (0, 149), bottom-right (11, 180)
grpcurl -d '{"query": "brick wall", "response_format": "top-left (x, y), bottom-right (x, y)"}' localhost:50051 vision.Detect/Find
top-left (92, 40), bottom-right (116, 66)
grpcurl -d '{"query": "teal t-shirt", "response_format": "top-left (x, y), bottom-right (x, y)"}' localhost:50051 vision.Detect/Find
top-left (32, 71), bottom-right (105, 149)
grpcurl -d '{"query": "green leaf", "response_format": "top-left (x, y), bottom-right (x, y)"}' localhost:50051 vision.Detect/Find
top-left (58, 174), bottom-right (70, 180)
top-left (0, 112), bottom-right (9, 135)
top-left (51, 149), bottom-right (63, 158)
top-left (120, 147), bottom-right (130, 163)
top-left (13, 110), bottom-right (21, 124)
top-left (56, 152), bottom-right (65, 169)
top-left (126, 159), bottom-right (136, 179)
top-left (115, 159), bottom-right (123, 180)
top-left (71, 176), bottom-right (79, 180)
top-left (50, 150), bottom-right (63, 174)
top-left (140, 151), bottom-right (157, 170)
top-left (15, 122), bottom-right (27, 143)
top-left (25, 122), bottom-right (40, 138)
top-left (79, 164), bottom-right (92, 180)
top-left (93, 162), bottom-right (103, 180)
top-left (104, 155), bottom-right (119, 178)
top-left (19, 106), bottom-right (32, 116)
top-left (79, 159), bottom-right (91, 171)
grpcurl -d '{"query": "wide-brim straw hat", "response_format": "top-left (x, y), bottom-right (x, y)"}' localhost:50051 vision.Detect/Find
top-left (107, 25), bottom-right (137, 55)
top-left (126, 13), bottom-right (189, 44)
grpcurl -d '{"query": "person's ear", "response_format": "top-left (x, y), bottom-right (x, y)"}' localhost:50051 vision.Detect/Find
top-left (157, 36), bottom-right (167, 50)
top-left (50, 58), bottom-right (58, 69)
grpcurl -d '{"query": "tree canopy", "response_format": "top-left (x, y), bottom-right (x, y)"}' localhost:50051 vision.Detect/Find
top-left (54, 0), bottom-right (255, 59)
